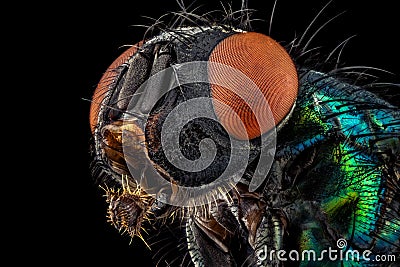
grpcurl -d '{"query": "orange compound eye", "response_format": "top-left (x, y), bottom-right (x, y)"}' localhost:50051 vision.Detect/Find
top-left (89, 42), bottom-right (143, 134)
top-left (208, 32), bottom-right (298, 140)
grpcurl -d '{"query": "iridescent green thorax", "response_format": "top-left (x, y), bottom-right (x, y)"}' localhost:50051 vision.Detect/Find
top-left (274, 70), bottom-right (399, 265)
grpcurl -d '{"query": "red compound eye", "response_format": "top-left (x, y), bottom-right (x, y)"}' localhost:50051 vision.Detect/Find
top-left (89, 42), bottom-right (143, 134)
top-left (208, 32), bottom-right (298, 140)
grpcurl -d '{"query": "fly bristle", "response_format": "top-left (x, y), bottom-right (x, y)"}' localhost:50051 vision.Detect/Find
top-left (101, 175), bottom-right (155, 248)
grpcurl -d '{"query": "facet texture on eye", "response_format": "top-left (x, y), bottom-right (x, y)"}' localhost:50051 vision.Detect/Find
top-left (208, 32), bottom-right (298, 140)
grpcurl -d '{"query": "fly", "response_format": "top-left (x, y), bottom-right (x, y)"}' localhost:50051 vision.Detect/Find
top-left (87, 1), bottom-right (399, 266)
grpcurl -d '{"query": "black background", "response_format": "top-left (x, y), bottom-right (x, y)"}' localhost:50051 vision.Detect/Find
top-left (30, 0), bottom-right (398, 266)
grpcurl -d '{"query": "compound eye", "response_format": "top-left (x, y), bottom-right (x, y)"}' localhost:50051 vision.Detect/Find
top-left (208, 32), bottom-right (298, 140)
top-left (89, 43), bottom-right (142, 134)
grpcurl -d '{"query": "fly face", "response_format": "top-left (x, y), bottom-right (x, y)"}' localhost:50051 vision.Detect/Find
top-left (88, 1), bottom-right (399, 266)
